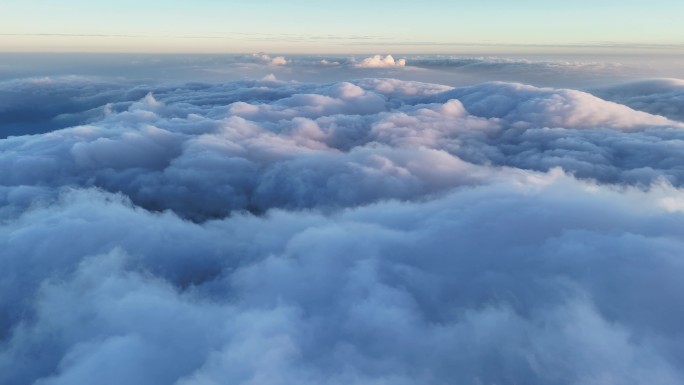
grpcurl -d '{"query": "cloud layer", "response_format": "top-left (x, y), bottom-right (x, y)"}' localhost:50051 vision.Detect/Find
top-left (6, 53), bottom-right (667, 89)
top-left (2, 72), bottom-right (684, 384)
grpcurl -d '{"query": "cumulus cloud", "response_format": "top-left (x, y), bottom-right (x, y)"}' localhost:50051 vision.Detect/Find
top-left (269, 56), bottom-right (288, 66)
top-left (3, 78), bottom-right (684, 219)
top-left (249, 53), bottom-right (289, 66)
top-left (428, 81), bottom-right (680, 130)
top-left (2, 69), bottom-right (684, 384)
top-left (355, 54), bottom-right (407, 68)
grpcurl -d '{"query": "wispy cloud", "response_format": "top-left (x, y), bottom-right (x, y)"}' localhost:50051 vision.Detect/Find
top-left (0, 32), bottom-right (384, 42)
top-left (343, 39), bottom-right (684, 51)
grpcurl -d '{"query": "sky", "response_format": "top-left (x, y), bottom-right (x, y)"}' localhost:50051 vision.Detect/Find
top-left (1, 0), bottom-right (683, 53)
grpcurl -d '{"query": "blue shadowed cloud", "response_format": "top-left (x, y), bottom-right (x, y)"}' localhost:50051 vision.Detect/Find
top-left (2, 52), bottom-right (684, 384)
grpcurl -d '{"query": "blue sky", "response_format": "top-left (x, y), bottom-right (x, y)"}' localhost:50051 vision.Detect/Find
top-left (0, 0), bottom-right (682, 53)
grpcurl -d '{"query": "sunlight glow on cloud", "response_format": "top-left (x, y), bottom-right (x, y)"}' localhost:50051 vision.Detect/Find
top-left (355, 54), bottom-right (407, 68)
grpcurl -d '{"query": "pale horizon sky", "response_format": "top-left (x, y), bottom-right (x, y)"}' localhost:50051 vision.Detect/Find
top-left (0, 0), bottom-right (682, 54)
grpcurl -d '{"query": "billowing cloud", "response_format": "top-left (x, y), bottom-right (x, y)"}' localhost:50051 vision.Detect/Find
top-left (3, 174), bottom-right (684, 385)
top-left (593, 78), bottom-right (684, 122)
top-left (2, 68), bottom-right (684, 385)
top-left (0, 76), bottom-right (146, 138)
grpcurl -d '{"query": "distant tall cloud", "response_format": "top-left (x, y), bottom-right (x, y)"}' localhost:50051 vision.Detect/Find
top-left (355, 54), bottom-right (407, 68)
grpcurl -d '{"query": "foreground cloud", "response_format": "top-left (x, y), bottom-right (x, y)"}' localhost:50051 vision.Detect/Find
top-left (2, 174), bottom-right (684, 385)
top-left (2, 74), bottom-right (684, 384)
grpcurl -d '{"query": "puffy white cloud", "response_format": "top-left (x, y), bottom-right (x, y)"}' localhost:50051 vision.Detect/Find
top-left (356, 54), bottom-right (407, 68)
top-left (429, 81), bottom-right (682, 130)
top-left (269, 56), bottom-right (289, 66)
top-left (2, 70), bottom-right (684, 384)
top-left (354, 78), bottom-right (453, 97)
